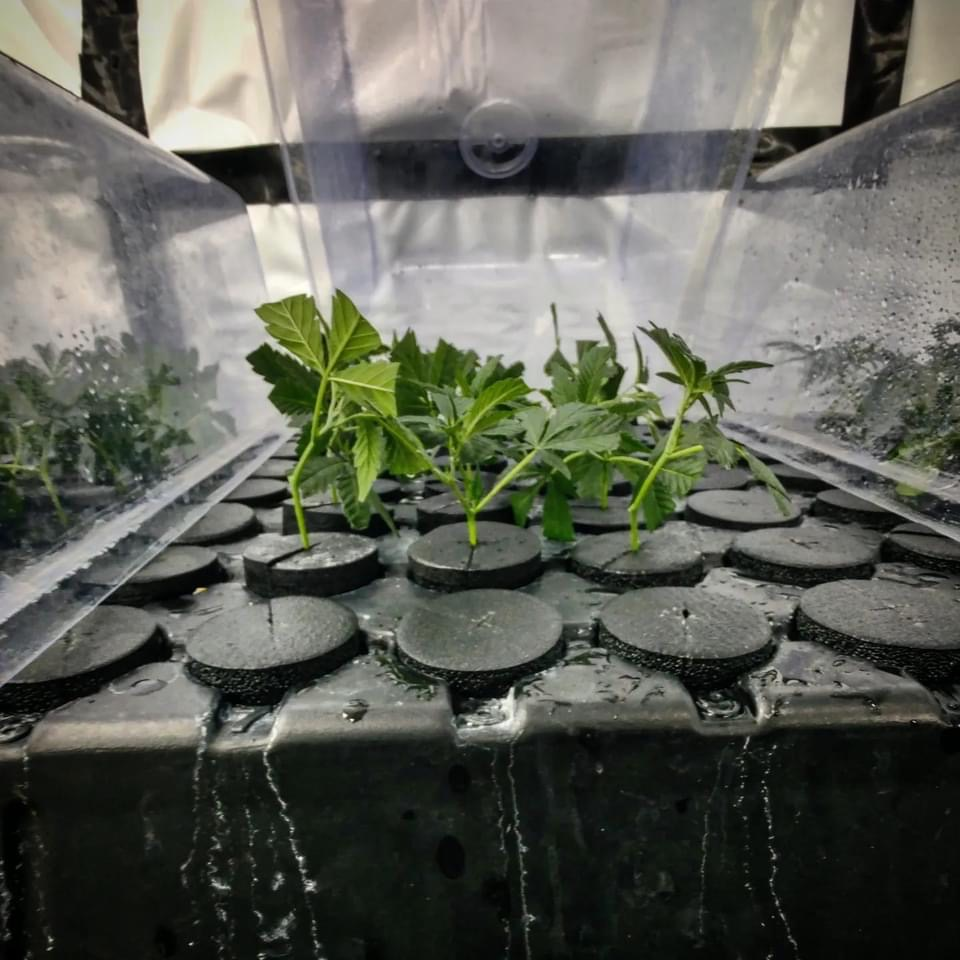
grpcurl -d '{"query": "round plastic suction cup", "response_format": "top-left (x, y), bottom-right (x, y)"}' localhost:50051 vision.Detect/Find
top-left (458, 99), bottom-right (537, 179)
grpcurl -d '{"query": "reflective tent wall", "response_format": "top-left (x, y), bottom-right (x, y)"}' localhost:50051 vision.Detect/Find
top-left (253, 0), bottom-right (801, 376)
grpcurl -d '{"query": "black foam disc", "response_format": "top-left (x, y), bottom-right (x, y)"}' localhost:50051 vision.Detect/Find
top-left (407, 521), bottom-right (542, 591)
top-left (185, 596), bottom-right (359, 704)
top-left (396, 589), bottom-right (562, 694)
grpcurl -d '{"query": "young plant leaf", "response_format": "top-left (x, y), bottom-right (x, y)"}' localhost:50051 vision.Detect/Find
top-left (641, 478), bottom-right (675, 531)
top-left (299, 455), bottom-right (346, 497)
top-left (459, 378), bottom-right (529, 439)
top-left (254, 294), bottom-right (326, 371)
top-left (328, 290), bottom-right (384, 368)
top-left (633, 333), bottom-right (649, 385)
top-left (382, 420), bottom-right (432, 476)
top-left (542, 480), bottom-right (575, 541)
top-left (367, 486), bottom-right (398, 535)
top-left (576, 344), bottom-right (613, 402)
top-left (596, 312), bottom-right (618, 358)
top-left (334, 469), bottom-right (371, 530)
top-left (684, 420), bottom-right (739, 468)
top-left (330, 361), bottom-right (399, 417)
top-left (656, 452), bottom-right (707, 498)
top-left (737, 446), bottom-right (793, 516)
top-left (510, 482), bottom-right (541, 527)
top-left (571, 457), bottom-right (608, 502)
top-left (353, 420), bottom-right (385, 500)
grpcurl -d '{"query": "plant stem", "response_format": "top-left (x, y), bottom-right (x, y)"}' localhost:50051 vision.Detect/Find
top-left (290, 370), bottom-right (330, 548)
top-left (627, 390), bottom-right (691, 552)
top-left (474, 450), bottom-right (537, 513)
top-left (667, 444), bottom-right (703, 461)
top-left (465, 509), bottom-right (479, 547)
top-left (599, 460), bottom-right (609, 510)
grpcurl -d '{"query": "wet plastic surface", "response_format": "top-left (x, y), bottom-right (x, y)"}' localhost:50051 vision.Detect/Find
top-left (1, 462), bottom-right (960, 958)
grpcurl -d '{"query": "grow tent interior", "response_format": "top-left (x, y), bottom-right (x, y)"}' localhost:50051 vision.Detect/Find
top-left (255, 0), bottom-right (959, 535)
top-left (0, 54), bottom-right (281, 678)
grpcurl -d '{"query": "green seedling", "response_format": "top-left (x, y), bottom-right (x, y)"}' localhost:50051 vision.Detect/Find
top-left (542, 304), bottom-right (661, 513)
top-left (248, 291), bottom-right (402, 547)
top-left (616, 324), bottom-right (791, 551)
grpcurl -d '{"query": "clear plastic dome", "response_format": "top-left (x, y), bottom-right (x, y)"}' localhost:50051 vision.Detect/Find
top-left (254, 0), bottom-right (958, 536)
top-left (689, 82), bottom-right (960, 535)
top-left (0, 55), bottom-right (282, 677)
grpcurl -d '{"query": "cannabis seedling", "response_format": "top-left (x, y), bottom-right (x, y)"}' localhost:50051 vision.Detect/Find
top-left (542, 305), bottom-right (661, 512)
top-left (248, 292), bottom-right (401, 547)
top-left (616, 324), bottom-right (791, 551)
top-left (390, 382), bottom-right (624, 546)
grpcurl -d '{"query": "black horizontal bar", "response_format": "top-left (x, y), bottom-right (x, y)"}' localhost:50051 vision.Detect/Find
top-left (176, 127), bottom-right (842, 205)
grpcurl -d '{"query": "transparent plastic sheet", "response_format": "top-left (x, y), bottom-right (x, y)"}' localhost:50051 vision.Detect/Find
top-left (254, 0), bottom-right (801, 363)
top-left (0, 54), bottom-right (283, 679)
top-left (685, 82), bottom-right (960, 536)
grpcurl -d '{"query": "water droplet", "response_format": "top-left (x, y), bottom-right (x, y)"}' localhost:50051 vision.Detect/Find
top-left (341, 698), bottom-right (369, 723)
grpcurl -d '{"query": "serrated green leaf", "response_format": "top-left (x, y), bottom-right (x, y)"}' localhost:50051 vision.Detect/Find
top-left (517, 406), bottom-right (548, 447)
top-left (246, 343), bottom-right (319, 390)
top-left (391, 329), bottom-right (427, 381)
top-left (571, 457), bottom-right (608, 502)
top-left (642, 324), bottom-right (696, 387)
top-left (330, 361), bottom-right (399, 416)
top-left (299, 455), bottom-right (346, 497)
top-left (353, 420), bottom-right (385, 500)
top-left (596, 312), bottom-right (618, 359)
top-left (327, 290), bottom-right (384, 368)
top-left (382, 420), bottom-right (431, 476)
top-left (549, 363), bottom-right (579, 404)
top-left (429, 388), bottom-right (458, 425)
top-left (686, 420), bottom-right (739, 468)
top-left (367, 487), bottom-right (397, 535)
top-left (738, 446), bottom-right (793, 516)
top-left (576, 339), bottom-right (600, 363)
top-left (267, 381), bottom-right (316, 417)
top-left (600, 362), bottom-right (625, 401)
top-left (641, 479), bottom-right (675, 532)
top-left (254, 294), bottom-right (326, 371)
top-left (334, 469), bottom-right (371, 530)
top-left (542, 480), bottom-right (575, 541)
top-left (615, 457), bottom-right (650, 486)
top-left (714, 360), bottom-right (772, 377)
top-left (470, 356), bottom-right (502, 395)
top-left (657, 452), bottom-right (707, 498)
top-left (540, 403), bottom-right (620, 454)
top-left (633, 333), bottom-right (649, 385)
top-left (460, 378), bottom-right (529, 439)
top-left (510, 483), bottom-right (541, 527)
top-left (428, 339), bottom-right (461, 388)
top-left (576, 344), bottom-right (613, 402)
top-left (539, 448), bottom-right (571, 478)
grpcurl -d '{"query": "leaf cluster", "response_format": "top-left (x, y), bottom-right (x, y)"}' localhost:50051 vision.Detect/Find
top-left (1, 336), bottom-right (225, 541)
top-left (247, 292), bottom-right (792, 552)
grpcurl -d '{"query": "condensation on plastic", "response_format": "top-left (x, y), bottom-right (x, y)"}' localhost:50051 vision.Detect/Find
top-left (687, 82), bottom-right (960, 535)
top-left (0, 55), bottom-right (282, 679)
top-left (253, 0), bottom-right (801, 361)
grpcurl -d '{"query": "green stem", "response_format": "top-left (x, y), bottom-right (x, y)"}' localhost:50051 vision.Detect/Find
top-left (627, 391), bottom-right (691, 552)
top-left (290, 370), bottom-right (330, 548)
top-left (599, 460), bottom-right (609, 510)
top-left (465, 509), bottom-right (479, 547)
top-left (667, 444), bottom-right (703, 461)
top-left (473, 450), bottom-right (537, 513)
